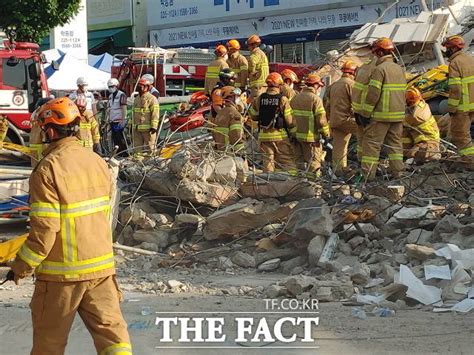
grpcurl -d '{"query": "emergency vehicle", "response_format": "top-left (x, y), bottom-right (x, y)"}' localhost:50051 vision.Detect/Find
top-left (0, 40), bottom-right (49, 144)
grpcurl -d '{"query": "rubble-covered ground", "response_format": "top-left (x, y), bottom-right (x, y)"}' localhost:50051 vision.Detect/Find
top-left (1, 144), bottom-right (474, 354)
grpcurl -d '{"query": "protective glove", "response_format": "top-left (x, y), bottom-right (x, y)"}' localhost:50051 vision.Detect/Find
top-left (355, 113), bottom-right (371, 128)
top-left (93, 143), bottom-right (102, 155)
top-left (149, 128), bottom-right (158, 134)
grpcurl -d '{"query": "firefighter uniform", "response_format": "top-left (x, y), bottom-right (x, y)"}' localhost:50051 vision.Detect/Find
top-left (11, 137), bottom-right (131, 355)
top-left (248, 48), bottom-right (270, 100)
top-left (281, 84), bottom-right (297, 101)
top-left (77, 110), bottom-right (100, 150)
top-left (29, 108), bottom-right (47, 168)
top-left (211, 83), bottom-right (225, 118)
top-left (211, 103), bottom-right (245, 152)
top-left (228, 52), bottom-right (249, 89)
top-left (352, 58), bottom-right (377, 159)
top-left (250, 87), bottom-right (296, 172)
top-left (403, 100), bottom-right (441, 163)
top-left (205, 57), bottom-right (229, 94)
top-left (133, 92), bottom-right (160, 153)
top-left (291, 87), bottom-right (330, 174)
top-left (447, 50), bottom-right (474, 163)
top-left (361, 55), bottom-right (406, 180)
top-left (0, 115), bottom-right (8, 149)
top-left (325, 74), bottom-right (359, 173)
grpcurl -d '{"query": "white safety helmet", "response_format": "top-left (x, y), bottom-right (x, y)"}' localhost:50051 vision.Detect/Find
top-left (107, 78), bottom-right (119, 87)
top-left (141, 74), bottom-right (155, 85)
top-left (77, 77), bottom-right (88, 86)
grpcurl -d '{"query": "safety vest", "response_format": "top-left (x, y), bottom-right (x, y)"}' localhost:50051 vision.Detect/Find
top-left (108, 90), bottom-right (127, 122)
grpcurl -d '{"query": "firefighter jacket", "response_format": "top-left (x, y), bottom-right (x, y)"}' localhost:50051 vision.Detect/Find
top-left (211, 103), bottom-right (245, 151)
top-left (11, 137), bottom-right (116, 282)
top-left (352, 58), bottom-right (377, 117)
top-left (248, 47), bottom-right (269, 88)
top-left (281, 84), bottom-right (297, 101)
top-left (211, 82), bottom-right (225, 118)
top-left (205, 57), bottom-right (229, 94)
top-left (447, 51), bottom-right (474, 113)
top-left (404, 101), bottom-right (440, 143)
top-left (324, 74), bottom-right (355, 129)
top-left (0, 115), bottom-right (8, 147)
top-left (228, 52), bottom-right (249, 88)
top-left (77, 110), bottom-right (100, 149)
top-left (365, 55), bottom-right (407, 122)
top-left (291, 87), bottom-right (329, 143)
top-left (133, 92), bottom-right (160, 131)
top-left (249, 87), bottom-right (294, 142)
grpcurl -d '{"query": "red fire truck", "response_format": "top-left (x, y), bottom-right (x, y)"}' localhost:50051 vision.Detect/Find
top-left (0, 40), bottom-right (49, 144)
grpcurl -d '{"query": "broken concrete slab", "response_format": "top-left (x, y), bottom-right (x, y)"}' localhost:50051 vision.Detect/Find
top-left (203, 198), bottom-right (296, 240)
top-left (280, 256), bottom-right (307, 274)
top-left (209, 157), bottom-right (238, 185)
top-left (257, 258), bottom-right (281, 272)
top-left (433, 215), bottom-right (474, 249)
top-left (240, 179), bottom-right (317, 202)
top-left (405, 244), bottom-right (435, 261)
top-left (133, 229), bottom-right (173, 249)
top-left (406, 229), bottom-right (433, 245)
top-left (255, 247), bottom-right (300, 266)
top-left (369, 185), bottom-right (405, 203)
top-left (307, 235), bottom-right (326, 267)
top-left (264, 285), bottom-right (287, 298)
top-left (310, 280), bottom-right (354, 301)
top-left (283, 275), bottom-right (317, 296)
top-left (231, 251), bottom-right (256, 268)
top-left (285, 198), bottom-right (334, 239)
top-left (119, 206), bottom-right (156, 230)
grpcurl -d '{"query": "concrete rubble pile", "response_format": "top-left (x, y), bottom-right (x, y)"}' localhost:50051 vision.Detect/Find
top-left (116, 146), bottom-right (474, 312)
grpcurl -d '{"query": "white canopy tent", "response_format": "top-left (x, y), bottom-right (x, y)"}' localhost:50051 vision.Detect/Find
top-left (47, 53), bottom-right (110, 91)
top-left (88, 53), bottom-right (114, 73)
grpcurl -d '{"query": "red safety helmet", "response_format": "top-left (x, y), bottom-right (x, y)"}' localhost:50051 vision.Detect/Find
top-left (190, 91), bottom-right (208, 105)
top-left (371, 37), bottom-right (395, 53)
top-left (37, 97), bottom-right (81, 128)
top-left (406, 87), bottom-right (422, 106)
top-left (442, 35), bottom-right (465, 50)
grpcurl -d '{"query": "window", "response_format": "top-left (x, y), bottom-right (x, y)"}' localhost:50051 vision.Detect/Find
top-left (2, 59), bottom-right (27, 90)
top-left (281, 43), bottom-right (303, 63)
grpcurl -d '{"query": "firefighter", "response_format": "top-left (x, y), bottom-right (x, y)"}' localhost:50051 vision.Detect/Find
top-left (403, 87), bottom-right (441, 163)
top-left (205, 45), bottom-right (229, 95)
top-left (133, 78), bottom-right (160, 153)
top-left (69, 77), bottom-right (94, 113)
top-left (360, 37), bottom-right (406, 181)
top-left (211, 68), bottom-right (237, 118)
top-left (141, 74), bottom-right (160, 98)
top-left (211, 86), bottom-right (245, 152)
top-left (9, 97), bottom-right (131, 355)
top-left (249, 72), bottom-right (296, 173)
top-left (226, 39), bottom-right (249, 89)
top-left (0, 114), bottom-right (8, 149)
top-left (442, 35), bottom-right (474, 166)
top-left (352, 53), bottom-right (378, 161)
top-left (324, 60), bottom-right (359, 174)
top-left (75, 97), bottom-right (101, 154)
top-left (291, 73), bottom-right (330, 175)
top-left (247, 35), bottom-right (270, 101)
top-left (107, 78), bottom-right (128, 156)
top-left (29, 98), bottom-right (52, 167)
top-left (281, 69), bottom-right (299, 101)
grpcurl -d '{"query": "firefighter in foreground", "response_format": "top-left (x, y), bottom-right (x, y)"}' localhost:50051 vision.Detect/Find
top-left (360, 37), bottom-right (406, 181)
top-left (324, 61), bottom-right (359, 174)
top-left (211, 86), bottom-right (245, 152)
top-left (9, 97), bottom-right (131, 355)
top-left (442, 35), bottom-right (474, 167)
top-left (141, 74), bottom-right (160, 98)
top-left (352, 51), bottom-right (377, 161)
top-left (250, 72), bottom-right (296, 173)
top-left (205, 45), bottom-right (230, 94)
top-left (210, 68), bottom-right (237, 118)
top-left (227, 39), bottom-right (249, 89)
top-left (291, 73), bottom-right (330, 175)
top-left (247, 35), bottom-right (270, 100)
top-left (75, 97), bottom-right (101, 154)
top-left (281, 69), bottom-right (299, 101)
top-left (133, 78), bottom-right (160, 153)
top-left (403, 87), bottom-right (441, 163)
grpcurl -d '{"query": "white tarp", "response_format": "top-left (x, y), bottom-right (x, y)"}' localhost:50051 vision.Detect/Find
top-left (47, 53), bottom-right (110, 91)
top-left (88, 53), bottom-right (114, 73)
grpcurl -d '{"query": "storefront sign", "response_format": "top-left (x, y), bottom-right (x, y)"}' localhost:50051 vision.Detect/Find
top-left (87, 0), bottom-right (133, 30)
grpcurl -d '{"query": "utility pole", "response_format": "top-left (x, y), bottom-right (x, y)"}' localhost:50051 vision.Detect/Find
top-left (420, 0), bottom-right (446, 65)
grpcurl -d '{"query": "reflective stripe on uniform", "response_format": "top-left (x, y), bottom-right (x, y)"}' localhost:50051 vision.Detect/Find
top-left (402, 137), bottom-right (412, 144)
top-left (37, 253), bottom-right (115, 276)
top-left (100, 342), bottom-right (133, 355)
top-left (448, 75), bottom-right (474, 112)
top-left (293, 108), bottom-right (319, 142)
top-left (137, 124), bottom-right (151, 130)
top-left (361, 156), bottom-right (379, 164)
top-left (215, 127), bottom-right (229, 145)
top-left (259, 129), bottom-right (288, 141)
top-left (206, 66), bottom-right (220, 79)
top-left (368, 79), bottom-right (382, 89)
top-left (30, 202), bottom-right (60, 218)
top-left (459, 146), bottom-right (474, 156)
top-left (133, 108), bottom-right (151, 113)
top-left (229, 123), bottom-right (242, 132)
top-left (17, 244), bottom-right (46, 267)
top-left (80, 123), bottom-right (91, 129)
top-left (388, 153), bottom-right (403, 161)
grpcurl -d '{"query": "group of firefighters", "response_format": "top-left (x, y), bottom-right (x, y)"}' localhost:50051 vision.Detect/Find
top-left (208, 34), bottom-right (474, 180)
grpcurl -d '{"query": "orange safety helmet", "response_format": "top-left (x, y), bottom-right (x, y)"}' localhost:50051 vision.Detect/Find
top-left (221, 86), bottom-right (242, 100)
top-left (441, 35), bottom-right (465, 49)
top-left (214, 45), bottom-right (228, 57)
top-left (281, 69), bottom-right (299, 83)
top-left (371, 37), bottom-right (395, 53)
top-left (226, 39), bottom-right (241, 51)
top-left (247, 34), bottom-right (261, 46)
top-left (406, 87), bottom-right (422, 106)
top-left (37, 97), bottom-right (81, 127)
top-left (341, 60), bottom-right (358, 75)
top-left (266, 72), bottom-right (284, 87)
top-left (305, 73), bottom-right (325, 87)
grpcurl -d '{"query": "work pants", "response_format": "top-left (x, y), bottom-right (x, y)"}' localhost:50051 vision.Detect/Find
top-left (260, 139), bottom-right (296, 173)
top-left (361, 121), bottom-right (404, 180)
top-left (111, 123), bottom-right (128, 157)
top-left (133, 129), bottom-right (156, 153)
top-left (30, 275), bottom-right (131, 355)
top-left (331, 119), bottom-right (359, 173)
top-left (450, 112), bottom-right (474, 165)
top-left (294, 141), bottom-right (323, 174)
